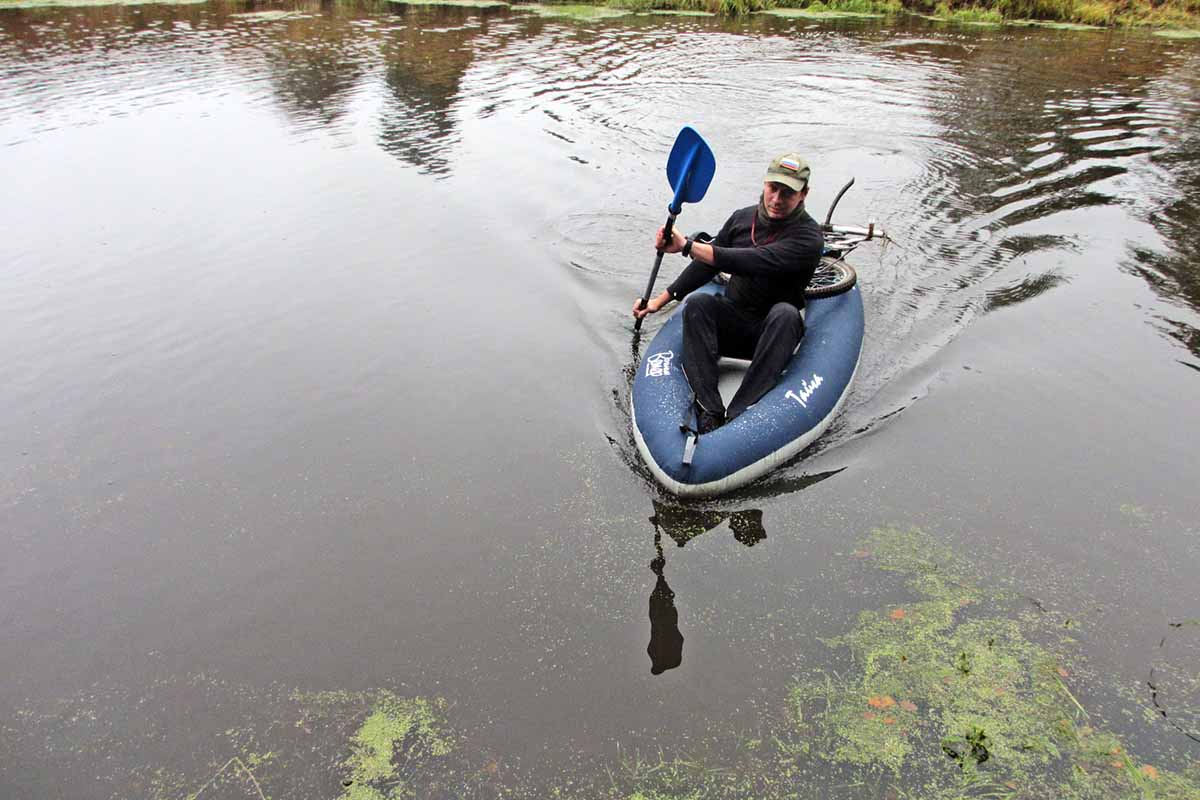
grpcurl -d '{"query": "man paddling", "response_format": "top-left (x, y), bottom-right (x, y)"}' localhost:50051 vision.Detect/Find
top-left (633, 153), bottom-right (824, 434)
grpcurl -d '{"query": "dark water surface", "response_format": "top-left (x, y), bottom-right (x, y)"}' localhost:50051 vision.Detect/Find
top-left (2, 2), bottom-right (1199, 797)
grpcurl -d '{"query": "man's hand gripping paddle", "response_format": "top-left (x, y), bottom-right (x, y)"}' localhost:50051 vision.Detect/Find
top-left (634, 126), bottom-right (716, 333)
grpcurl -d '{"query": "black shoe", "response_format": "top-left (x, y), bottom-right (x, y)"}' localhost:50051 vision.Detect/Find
top-left (697, 409), bottom-right (725, 435)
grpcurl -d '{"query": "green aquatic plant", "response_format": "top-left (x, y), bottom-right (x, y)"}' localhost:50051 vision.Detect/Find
top-left (784, 526), bottom-right (1200, 799)
top-left (1119, 502), bottom-right (1149, 522)
top-left (336, 693), bottom-right (452, 800)
top-left (513, 2), bottom-right (632, 15)
top-left (8, 520), bottom-right (1199, 799)
top-left (231, 10), bottom-right (314, 19)
top-left (1016, 17), bottom-right (1104, 26)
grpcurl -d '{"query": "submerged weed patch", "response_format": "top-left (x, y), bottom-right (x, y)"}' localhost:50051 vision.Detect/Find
top-left (231, 9), bottom-right (314, 19)
top-left (7, 526), bottom-right (1199, 799)
top-left (292, 691), bottom-right (454, 800)
top-left (781, 526), bottom-right (1200, 799)
top-left (601, 526), bottom-right (1200, 800)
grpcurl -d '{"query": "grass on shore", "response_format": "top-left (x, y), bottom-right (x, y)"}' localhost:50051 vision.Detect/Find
top-left (917, 0), bottom-right (1200, 27)
top-left (0, 0), bottom-right (206, 7)
top-left (523, 0), bottom-right (1196, 27)
top-left (1, 0), bottom-right (1196, 33)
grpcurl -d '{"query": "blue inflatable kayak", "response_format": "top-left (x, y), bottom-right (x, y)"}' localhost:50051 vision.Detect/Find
top-left (632, 272), bottom-right (864, 498)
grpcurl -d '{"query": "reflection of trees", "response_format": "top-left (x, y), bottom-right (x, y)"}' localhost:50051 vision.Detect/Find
top-left (264, 13), bottom-right (369, 129)
top-left (874, 29), bottom-right (1199, 354)
top-left (0, 0), bottom-right (499, 176)
top-left (0, 1), bottom-right (373, 132)
top-left (0, 3), bottom-right (219, 117)
top-left (1128, 60), bottom-right (1200, 357)
top-left (376, 8), bottom-right (499, 175)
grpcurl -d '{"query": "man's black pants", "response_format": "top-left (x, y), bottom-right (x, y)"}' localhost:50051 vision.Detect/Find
top-left (681, 293), bottom-right (804, 422)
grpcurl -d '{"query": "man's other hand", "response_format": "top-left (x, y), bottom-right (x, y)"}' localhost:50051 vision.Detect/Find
top-left (633, 290), bottom-right (671, 320)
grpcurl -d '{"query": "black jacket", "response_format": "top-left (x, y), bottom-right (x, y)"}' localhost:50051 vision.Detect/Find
top-left (666, 205), bottom-right (824, 316)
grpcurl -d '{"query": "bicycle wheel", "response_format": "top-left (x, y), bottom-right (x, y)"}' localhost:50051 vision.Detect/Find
top-left (805, 257), bottom-right (857, 298)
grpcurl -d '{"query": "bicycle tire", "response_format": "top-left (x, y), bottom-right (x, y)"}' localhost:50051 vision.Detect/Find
top-left (805, 257), bottom-right (857, 298)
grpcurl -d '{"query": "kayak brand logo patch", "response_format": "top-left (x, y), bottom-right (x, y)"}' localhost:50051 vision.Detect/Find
top-left (786, 374), bottom-right (823, 409)
top-left (646, 351), bottom-right (674, 378)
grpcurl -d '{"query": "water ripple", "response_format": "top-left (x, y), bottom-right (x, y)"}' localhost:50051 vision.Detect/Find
top-left (3, 2), bottom-right (1198, 472)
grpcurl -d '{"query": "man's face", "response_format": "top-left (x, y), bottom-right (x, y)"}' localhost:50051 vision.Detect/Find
top-left (763, 181), bottom-right (807, 219)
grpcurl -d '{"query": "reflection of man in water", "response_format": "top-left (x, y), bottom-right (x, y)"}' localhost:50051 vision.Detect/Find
top-left (647, 551), bottom-right (683, 675)
top-left (645, 504), bottom-right (767, 675)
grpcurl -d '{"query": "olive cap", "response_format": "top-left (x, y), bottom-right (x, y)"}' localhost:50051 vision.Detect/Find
top-left (763, 153), bottom-right (811, 192)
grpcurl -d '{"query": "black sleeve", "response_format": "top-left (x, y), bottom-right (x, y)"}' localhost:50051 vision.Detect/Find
top-left (711, 223), bottom-right (823, 279)
top-left (665, 262), bottom-right (718, 301)
top-left (665, 214), bottom-right (736, 301)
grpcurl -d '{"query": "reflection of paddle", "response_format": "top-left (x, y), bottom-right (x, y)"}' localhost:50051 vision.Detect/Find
top-left (633, 125), bottom-right (716, 333)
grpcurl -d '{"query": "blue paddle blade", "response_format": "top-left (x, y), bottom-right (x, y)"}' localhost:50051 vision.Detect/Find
top-left (665, 125), bottom-right (716, 214)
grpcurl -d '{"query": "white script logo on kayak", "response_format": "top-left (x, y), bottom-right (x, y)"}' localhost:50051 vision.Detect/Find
top-left (785, 374), bottom-right (823, 409)
top-left (646, 351), bottom-right (674, 378)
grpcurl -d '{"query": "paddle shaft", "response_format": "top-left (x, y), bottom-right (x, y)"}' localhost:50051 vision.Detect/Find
top-left (633, 212), bottom-right (678, 332)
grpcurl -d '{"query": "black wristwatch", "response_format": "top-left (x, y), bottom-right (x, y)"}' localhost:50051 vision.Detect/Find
top-left (681, 236), bottom-right (695, 258)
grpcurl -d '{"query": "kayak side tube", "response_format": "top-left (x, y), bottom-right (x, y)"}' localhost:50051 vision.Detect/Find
top-left (632, 283), bottom-right (864, 497)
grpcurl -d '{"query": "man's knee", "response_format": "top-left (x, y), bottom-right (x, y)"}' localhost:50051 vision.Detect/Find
top-left (683, 293), bottom-right (719, 324)
top-left (764, 302), bottom-right (802, 334)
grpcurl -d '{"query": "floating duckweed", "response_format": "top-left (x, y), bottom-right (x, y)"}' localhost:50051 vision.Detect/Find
top-left (338, 693), bottom-right (452, 799)
top-left (785, 526), bottom-right (1200, 799)
top-left (1014, 18), bottom-right (1105, 28)
top-left (7, 523), bottom-right (1200, 799)
top-left (514, 3), bottom-right (631, 18)
top-left (231, 10), bottom-right (314, 19)
top-left (799, 612), bottom-right (1074, 778)
top-left (1119, 502), bottom-right (1148, 520)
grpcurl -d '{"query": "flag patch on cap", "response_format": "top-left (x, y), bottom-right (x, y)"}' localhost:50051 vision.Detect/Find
top-left (779, 157), bottom-right (801, 172)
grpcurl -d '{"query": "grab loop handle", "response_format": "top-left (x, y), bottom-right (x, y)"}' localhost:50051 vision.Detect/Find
top-left (682, 432), bottom-right (698, 467)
